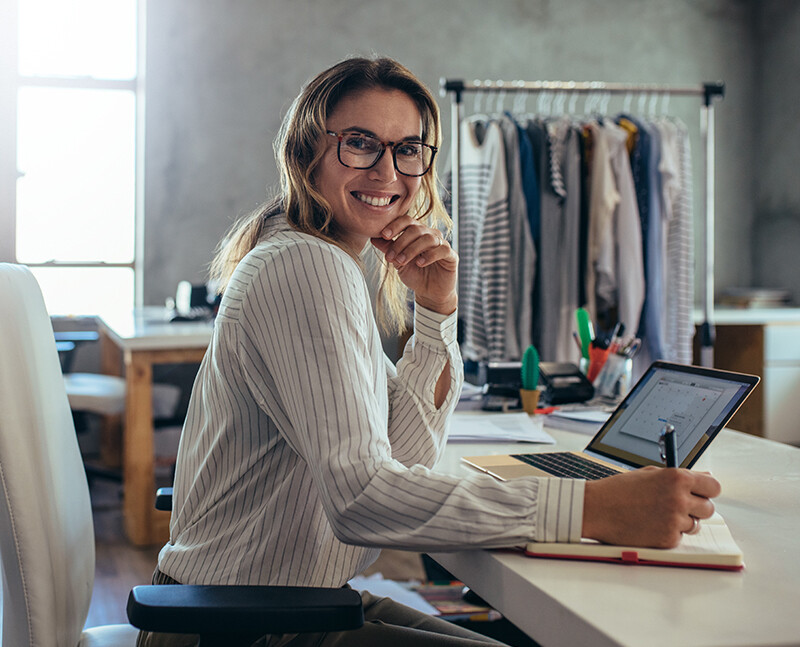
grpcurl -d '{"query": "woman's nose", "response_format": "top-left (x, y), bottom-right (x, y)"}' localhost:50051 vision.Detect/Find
top-left (367, 149), bottom-right (397, 182)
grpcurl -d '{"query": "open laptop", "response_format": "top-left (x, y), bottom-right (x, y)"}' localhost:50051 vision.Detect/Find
top-left (463, 361), bottom-right (759, 481)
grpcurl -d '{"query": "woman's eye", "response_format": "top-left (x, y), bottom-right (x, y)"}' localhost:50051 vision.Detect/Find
top-left (344, 135), bottom-right (377, 152)
top-left (397, 143), bottom-right (422, 158)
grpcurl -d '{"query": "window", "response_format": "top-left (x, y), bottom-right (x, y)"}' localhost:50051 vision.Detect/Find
top-left (2, 0), bottom-right (142, 316)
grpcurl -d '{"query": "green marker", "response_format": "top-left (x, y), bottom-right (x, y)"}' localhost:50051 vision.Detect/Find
top-left (575, 308), bottom-right (594, 360)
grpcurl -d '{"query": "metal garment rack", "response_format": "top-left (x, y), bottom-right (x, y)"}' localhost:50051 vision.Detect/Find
top-left (440, 78), bottom-right (725, 366)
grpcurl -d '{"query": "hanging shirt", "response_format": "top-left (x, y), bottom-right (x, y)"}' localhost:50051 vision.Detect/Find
top-left (535, 117), bottom-right (583, 363)
top-left (585, 120), bottom-right (620, 322)
top-left (516, 118), bottom-right (541, 248)
top-left (499, 114), bottom-right (536, 359)
top-left (454, 118), bottom-right (512, 362)
top-left (621, 115), bottom-right (666, 362)
top-left (554, 123), bottom-right (583, 363)
top-left (662, 119), bottom-right (695, 364)
top-left (533, 117), bottom-right (563, 361)
top-left (586, 121), bottom-right (645, 337)
top-left (526, 120), bottom-right (548, 354)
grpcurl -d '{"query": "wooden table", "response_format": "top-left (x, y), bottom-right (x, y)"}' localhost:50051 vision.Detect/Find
top-left (431, 419), bottom-right (800, 647)
top-left (97, 308), bottom-right (213, 546)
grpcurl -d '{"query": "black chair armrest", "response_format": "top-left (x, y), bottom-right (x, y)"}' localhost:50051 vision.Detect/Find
top-left (155, 487), bottom-right (173, 511)
top-left (127, 584), bottom-right (364, 635)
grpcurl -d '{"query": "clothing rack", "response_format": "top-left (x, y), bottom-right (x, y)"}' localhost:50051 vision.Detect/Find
top-left (440, 78), bottom-right (725, 366)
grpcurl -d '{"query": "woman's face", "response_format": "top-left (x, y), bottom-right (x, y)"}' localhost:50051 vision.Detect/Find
top-left (315, 87), bottom-right (424, 252)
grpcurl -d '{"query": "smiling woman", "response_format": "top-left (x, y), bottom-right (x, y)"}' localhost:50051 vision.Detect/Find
top-left (137, 56), bottom-right (722, 647)
top-left (313, 88), bottom-right (427, 252)
top-left (210, 56), bottom-right (452, 336)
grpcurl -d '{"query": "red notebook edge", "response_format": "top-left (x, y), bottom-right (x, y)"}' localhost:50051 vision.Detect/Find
top-left (523, 548), bottom-right (745, 572)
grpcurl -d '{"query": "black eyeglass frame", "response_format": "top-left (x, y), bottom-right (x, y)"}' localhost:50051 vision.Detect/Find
top-left (326, 130), bottom-right (438, 177)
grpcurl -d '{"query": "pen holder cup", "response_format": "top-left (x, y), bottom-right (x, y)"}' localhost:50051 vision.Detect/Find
top-left (519, 387), bottom-right (542, 414)
top-left (593, 355), bottom-right (633, 399)
top-left (579, 357), bottom-right (589, 375)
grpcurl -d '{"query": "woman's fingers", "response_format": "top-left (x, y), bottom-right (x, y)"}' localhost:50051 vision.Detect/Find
top-left (371, 215), bottom-right (458, 314)
top-left (377, 219), bottom-right (447, 267)
top-left (582, 467), bottom-right (722, 548)
top-left (690, 471), bottom-right (722, 499)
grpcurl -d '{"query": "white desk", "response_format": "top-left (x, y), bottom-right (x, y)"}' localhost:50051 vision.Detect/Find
top-left (431, 425), bottom-right (800, 647)
top-left (97, 307), bottom-right (213, 545)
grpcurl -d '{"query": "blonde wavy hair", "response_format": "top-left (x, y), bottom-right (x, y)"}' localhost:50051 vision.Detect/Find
top-left (209, 56), bottom-right (451, 335)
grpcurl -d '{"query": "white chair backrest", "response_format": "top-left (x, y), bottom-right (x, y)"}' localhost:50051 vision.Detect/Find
top-left (0, 264), bottom-right (95, 646)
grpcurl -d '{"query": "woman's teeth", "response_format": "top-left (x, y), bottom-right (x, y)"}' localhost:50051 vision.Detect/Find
top-left (355, 193), bottom-right (393, 207)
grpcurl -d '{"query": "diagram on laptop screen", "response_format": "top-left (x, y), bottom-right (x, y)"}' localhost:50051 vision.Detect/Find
top-left (619, 378), bottom-right (723, 446)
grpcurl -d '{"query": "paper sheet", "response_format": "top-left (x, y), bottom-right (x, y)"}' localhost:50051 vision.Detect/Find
top-left (448, 412), bottom-right (555, 444)
top-left (544, 408), bottom-right (611, 435)
top-left (347, 573), bottom-right (440, 615)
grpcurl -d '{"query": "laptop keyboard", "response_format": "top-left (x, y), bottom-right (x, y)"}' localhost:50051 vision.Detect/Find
top-left (511, 452), bottom-right (620, 480)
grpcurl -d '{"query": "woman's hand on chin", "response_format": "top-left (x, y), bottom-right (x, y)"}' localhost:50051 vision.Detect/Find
top-left (370, 215), bottom-right (458, 315)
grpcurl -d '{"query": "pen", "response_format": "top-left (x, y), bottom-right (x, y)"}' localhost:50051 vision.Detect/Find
top-left (608, 323), bottom-right (625, 353)
top-left (659, 423), bottom-right (678, 467)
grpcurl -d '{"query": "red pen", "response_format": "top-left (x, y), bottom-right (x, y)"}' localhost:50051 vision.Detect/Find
top-left (535, 406), bottom-right (559, 415)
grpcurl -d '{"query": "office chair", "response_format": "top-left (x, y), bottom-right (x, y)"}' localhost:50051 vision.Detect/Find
top-left (0, 263), bottom-right (363, 647)
top-left (55, 329), bottom-right (182, 483)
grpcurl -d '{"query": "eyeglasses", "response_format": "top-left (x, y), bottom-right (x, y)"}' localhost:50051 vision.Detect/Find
top-left (326, 130), bottom-right (437, 177)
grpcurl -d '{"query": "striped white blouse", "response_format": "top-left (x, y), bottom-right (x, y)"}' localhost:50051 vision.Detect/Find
top-left (158, 216), bottom-right (584, 587)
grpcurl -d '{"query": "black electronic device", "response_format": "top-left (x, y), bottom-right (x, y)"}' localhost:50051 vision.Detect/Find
top-left (170, 281), bottom-right (219, 322)
top-left (481, 361), bottom-right (522, 411)
top-left (538, 362), bottom-right (595, 405)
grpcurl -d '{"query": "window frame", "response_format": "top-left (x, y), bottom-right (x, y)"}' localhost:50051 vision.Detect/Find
top-left (0, 0), bottom-right (146, 308)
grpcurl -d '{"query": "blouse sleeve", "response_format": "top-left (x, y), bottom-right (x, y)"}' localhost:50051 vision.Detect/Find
top-left (238, 238), bottom-right (584, 550)
top-left (384, 304), bottom-right (463, 468)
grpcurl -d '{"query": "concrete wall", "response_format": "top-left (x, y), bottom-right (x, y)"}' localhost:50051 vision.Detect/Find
top-left (143, 0), bottom-right (775, 306)
top-left (752, 1), bottom-right (800, 302)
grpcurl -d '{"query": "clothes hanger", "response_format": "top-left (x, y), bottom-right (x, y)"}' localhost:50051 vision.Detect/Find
top-left (600, 91), bottom-right (611, 116)
top-left (512, 87), bottom-right (528, 115)
top-left (568, 91), bottom-right (579, 116)
top-left (473, 88), bottom-right (484, 115)
top-left (623, 91), bottom-right (633, 114)
top-left (648, 92), bottom-right (659, 118)
top-left (637, 91), bottom-right (647, 116)
top-left (553, 90), bottom-right (567, 117)
top-left (495, 88), bottom-right (507, 114)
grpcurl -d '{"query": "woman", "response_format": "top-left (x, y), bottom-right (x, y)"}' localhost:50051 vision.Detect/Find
top-left (140, 57), bottom-right (719, 646)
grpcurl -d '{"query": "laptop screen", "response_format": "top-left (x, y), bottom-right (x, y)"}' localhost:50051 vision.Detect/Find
top-left (586, 362), bottom-right (759, 469)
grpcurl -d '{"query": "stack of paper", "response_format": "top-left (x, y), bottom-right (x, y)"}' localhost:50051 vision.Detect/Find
top-left (448, 412), bottom-right (555, 444)
top-left (543, 408), bottom-right (611, 435)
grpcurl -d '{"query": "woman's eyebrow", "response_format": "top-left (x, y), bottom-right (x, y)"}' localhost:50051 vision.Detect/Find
top-left (339, 126), bottom-right (423, 142)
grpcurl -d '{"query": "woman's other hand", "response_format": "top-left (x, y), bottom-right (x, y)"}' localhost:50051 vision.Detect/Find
top-left (371, 214), bottom-right (458, 315)
top-left (582, 466), bottom-right (721, 549)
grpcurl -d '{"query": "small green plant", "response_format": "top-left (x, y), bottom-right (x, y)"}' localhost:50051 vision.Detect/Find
top-left (521, 345), bottom-right (540, 390)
